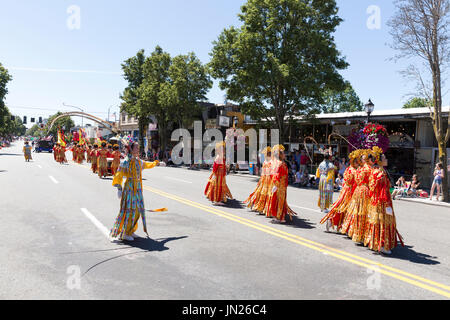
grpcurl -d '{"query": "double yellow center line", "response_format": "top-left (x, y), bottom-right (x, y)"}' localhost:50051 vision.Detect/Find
top-left (144, 185), bottom-right (450, 299)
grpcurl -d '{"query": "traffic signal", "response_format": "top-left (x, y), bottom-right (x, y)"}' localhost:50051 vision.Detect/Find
top-left (10, 115), bottom-right (15, 121)
top-left (23, 116), bottom-right (27, 124)
top-left (39, 117), bottom-right (42, 123)
top-left (31, 117), bottom-right (35, 123)
top-left (40, 124), bottom-right (44, 129)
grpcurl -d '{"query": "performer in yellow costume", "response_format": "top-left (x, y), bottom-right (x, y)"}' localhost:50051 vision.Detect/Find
top-left (364, 146), bottom-right (404, 254)
top-left (244, 146), bottom-right (272, 214)
top-left (110, 141), bottom-right (164, 242)
top-left (316, 150), bottom-right (336, 213)
top-left (23, 141), bottom-right (32, 162)
top-left (320, 150), bottom-right (359, 232)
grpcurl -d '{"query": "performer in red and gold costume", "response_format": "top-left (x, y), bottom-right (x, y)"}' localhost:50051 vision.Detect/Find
top-left (111, 144), bottom-right (122, 176)
top-left (76, 144), bottom-right (85, 164)
top-left (58, 144), bottom-right (68, 164)
top-left (341, 149), bottom-right (373, 243)
top-left (320, 150), bottom-right (359, 232)
top-left (265, 145), bottom-right (297, 223)
top-left (71, 144), bottom-right (77, 161)
top-left (97, 142), bottom-right (109, 178)
top-left (204, 141), bottom-right (233, 204)
top-left (90, 144), bottom-right (99, 173)
top-left (364, 146), bottom-right (404, 254)
top-left (86, 145), bottom-right (92, 163)
top-left (244, 146), bottom-right (272, 214)
top-left (53, 144), bottom-right (59, 162)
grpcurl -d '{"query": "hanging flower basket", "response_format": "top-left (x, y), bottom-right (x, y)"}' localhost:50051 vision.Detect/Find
top-left (348, 123), bottom-right (389, 153)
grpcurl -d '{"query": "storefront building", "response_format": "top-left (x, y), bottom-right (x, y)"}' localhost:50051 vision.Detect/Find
top-left (286, 107), bottom-right (449, 189)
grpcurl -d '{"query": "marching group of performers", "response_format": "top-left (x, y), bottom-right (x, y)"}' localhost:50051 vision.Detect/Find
top-left (22, 138), bottom-right (403, 253)
top-left (203, 142), bottom-right (403, 255)
top-left (319, 146), bottom-right (404, 254)
top-left (50, 141), bottom-right (123, 178)
top-left (204, 142), bottom-right (297, 224)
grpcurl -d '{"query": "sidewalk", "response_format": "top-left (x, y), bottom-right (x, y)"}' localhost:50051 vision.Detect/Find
top-left (396, 196), bottom-right (450, 208)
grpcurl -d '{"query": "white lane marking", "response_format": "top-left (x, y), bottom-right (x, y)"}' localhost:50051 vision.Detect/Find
top-left (165, 176), bottom-right (193, 184)
top-left (81, 208), bottom-right (110, 239)
top-left (37, 165), bottom-right (42, 169)
top-left (49, 175), bottom-right (59, 184)
top-left (290, 204), bottom-right (322, 213)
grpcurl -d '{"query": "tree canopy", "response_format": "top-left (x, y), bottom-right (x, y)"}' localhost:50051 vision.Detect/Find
top-left (321, 82), bottom-right (363, 113)
top-left (209, 0), bottom-right (348, 140)
top-left (121, 47), bottom-right (211, 155)
top-left (402, 97), bottom-right (430, 109)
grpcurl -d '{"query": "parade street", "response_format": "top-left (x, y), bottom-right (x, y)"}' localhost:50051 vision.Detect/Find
top-left (1, 143), bottom-right (450, 300)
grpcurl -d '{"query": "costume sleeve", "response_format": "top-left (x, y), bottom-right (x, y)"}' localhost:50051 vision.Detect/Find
top-left (143, 160), bottom-right (159, 170)
top-left (316, 167), bottom-right (320, 178)
top-left (112, 163), bottom-right (126, 188)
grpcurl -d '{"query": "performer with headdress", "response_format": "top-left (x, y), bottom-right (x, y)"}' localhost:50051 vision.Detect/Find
top-left (90, 144), bottom-right (99, 173)
top-left (111, 144), bottom-right (122, 176)
top-left (97, 142), bottom-right (109, 178)
top-left (58, 144), bottom-right (67, 164)
top-left (23, 141), bottom-right (32, 162)
top-left (110, 141), bottom-right (165, 241)
top-left (265, 144), bottom-right (297, 223)
top-left (53, 143), bottom-right (59, 162)
top-left (341, 149), bottom-right (374, 243)
top-left (86, 145), bottom-right (92, 163)
top-left (244, 146), bottom-right (272, 214)
top-left (320, 150), bottom-right (359, 232)
top-left (316, 148), bottom-right (336, 213)
top-left (76, 144), bottom-right (85, 164)
top-left (364, 146), bottom-right (404, 254)
top-left (204, 141), bottom-right (233, 204)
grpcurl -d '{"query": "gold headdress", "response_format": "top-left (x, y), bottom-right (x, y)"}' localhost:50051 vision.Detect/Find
top-left (272, 144), bottom-right (285, 153)
top-left (215, 141), bottom-right (226, 149)
top-left (261, 146), bottom-right (272, 155)
top-left (371, 146), bottom-right (383, 164)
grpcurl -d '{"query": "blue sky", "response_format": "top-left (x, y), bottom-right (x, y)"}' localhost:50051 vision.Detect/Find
top-left (0, 0), bottom-right (443, 127)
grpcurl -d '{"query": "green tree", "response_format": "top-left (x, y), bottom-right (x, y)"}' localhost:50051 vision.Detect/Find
top-left (141, 46), bottom-right (173, 155)
top-left (26, 124), bottom-right (42, 137)
top-left (0, 63), bottom-right (13, 138)
top-left (209, 0), bottom-right (348, 141)
top-left (402, 97), bottom-right (430, 109)
top-left (322, 82), bottom-right (363, 113)
top-left (162, 52), bottom-right (212, 128)
top-left (389, 0), bottom-right (450, 202)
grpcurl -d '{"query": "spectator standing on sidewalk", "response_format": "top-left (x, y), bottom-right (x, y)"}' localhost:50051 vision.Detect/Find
top-left (429, 163), bottom-right (444, 201)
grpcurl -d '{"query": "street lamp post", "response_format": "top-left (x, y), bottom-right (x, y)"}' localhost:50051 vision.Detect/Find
top-left (365, 99), bottom-right (375, 123)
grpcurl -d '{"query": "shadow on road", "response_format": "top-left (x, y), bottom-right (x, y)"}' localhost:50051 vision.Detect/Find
top-left (81, 236), bottom-right (188, 276)
top-left (0, 153), bottom-right (22, 156)
top-left (285, 215), bottom-right (316, 230)
top-left (224, 199), bottom-right (245, 209)
top-left (378, 245), bottom-right (440, 265)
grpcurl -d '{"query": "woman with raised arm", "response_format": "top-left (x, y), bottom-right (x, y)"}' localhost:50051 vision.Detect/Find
top-left (110, 141), bottom-right (165, 242)
top-left (204, 141), bottom-right (233, 205)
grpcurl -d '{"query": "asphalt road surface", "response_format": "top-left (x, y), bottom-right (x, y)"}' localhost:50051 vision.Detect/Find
top-left (1, 142), bottom-right (450, 300)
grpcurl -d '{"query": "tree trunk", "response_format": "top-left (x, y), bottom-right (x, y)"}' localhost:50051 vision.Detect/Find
top-left (438, 140), bottom-right (449, 202)
top-left (138, 119), bottom-right (148, 159)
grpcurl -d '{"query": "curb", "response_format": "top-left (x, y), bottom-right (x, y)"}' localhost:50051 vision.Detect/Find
top-left (396, 197), bottom-right (450, 208)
